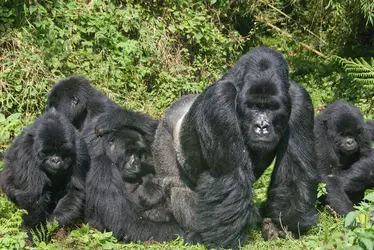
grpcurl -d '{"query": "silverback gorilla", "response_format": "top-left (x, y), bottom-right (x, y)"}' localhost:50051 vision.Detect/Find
top-left (148, 47), bottom-right (319, 248)
top-left (0, 109), bottom-right (90, 229)
top-left (314, 100), bottom-right (374, 215)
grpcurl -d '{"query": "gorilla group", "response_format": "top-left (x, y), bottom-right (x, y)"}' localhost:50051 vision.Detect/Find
top-left (2, 46), bottom-right (373, 249)
top-left (314, 100), bottom-right (374, 215)
top-left (46, 76), bottom-right (183, 242)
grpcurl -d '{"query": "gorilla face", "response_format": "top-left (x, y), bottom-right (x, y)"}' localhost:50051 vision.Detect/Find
top-left (237, 79), bottom-right (291, 152)
top-left (33, 113), bottom-right (76, 176)
top-left (102, 128), bottom-right (149, 182)
top-left (325, 103), bottom-right (365, 156)
top-left (331, 116), bottom-right (363, 155)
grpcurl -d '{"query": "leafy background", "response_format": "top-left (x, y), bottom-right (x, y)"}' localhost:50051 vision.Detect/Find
top-left (0, 0), bottom-right (374, 249)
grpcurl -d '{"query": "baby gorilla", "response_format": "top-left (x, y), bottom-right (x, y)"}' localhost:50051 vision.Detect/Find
top-left (0, 109), bottom-right (90, 229)
top-left (314, 100), bottom-right (374, 215)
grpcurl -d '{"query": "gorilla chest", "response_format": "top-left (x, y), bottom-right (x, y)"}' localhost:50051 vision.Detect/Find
top-left (338, 152), bottom-right (359, 170)
top-left (251, 150), bottom-right (277, 179)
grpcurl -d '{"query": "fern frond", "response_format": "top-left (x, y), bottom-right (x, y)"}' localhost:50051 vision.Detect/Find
top-left (347, 72), bottom-right (374, 78)
top-left (337, 56), bottom-right (374, 86)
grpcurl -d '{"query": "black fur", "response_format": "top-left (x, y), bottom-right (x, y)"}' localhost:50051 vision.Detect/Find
top-left (82, 110), bottom-right (183, 242)
top-left (47, 75), bottom-right (120, 131)
top-left (151, 47), bottom-right (319, 248)
top-left (314, 100), bottom-right (374, 215)
top-left (0, 109), bottom-right (90, 229)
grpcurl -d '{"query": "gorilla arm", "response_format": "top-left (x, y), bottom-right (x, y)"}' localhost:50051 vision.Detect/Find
top-left (262, 82), bottom-right (319, 234)
top-left (178, 80), bottom-right (260, 249)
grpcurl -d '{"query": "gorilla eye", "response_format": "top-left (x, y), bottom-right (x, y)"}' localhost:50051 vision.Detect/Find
top-left (72, 96), bottom-right (79, 105)
top-left (246, 102), bottom-right (260, 109)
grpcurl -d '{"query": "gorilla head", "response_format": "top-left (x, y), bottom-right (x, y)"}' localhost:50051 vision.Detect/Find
top-left (324, 101), bottom-right (365, 156)
top-left (235, 47), bottom-right (291, 152)
top-left (47, 76), bottom-right (91, 128)
top-left (33, 111), bottom-right (77, 176)
top-left (101, 127), bottom-right (154, 183)
top-left (47, 75), bottom-right (117, 130)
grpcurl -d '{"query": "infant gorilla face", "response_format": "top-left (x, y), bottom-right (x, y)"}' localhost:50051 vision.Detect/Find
top-left (329, 112), bottom-right (364, 155)
top-left (33, 116), bottom-right (76, 176)
top-left (102, 127), bottom-right (150, 182)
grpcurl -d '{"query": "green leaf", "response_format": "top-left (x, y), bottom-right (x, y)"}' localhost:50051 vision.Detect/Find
top-left (364, 192), bottom-right (374, 202)
top-left (102, 242), bottom-right (116, 249)
top-left (345, 210), bottom-right (360, 227)
top-left (360, 237), bottom-right (374, 250)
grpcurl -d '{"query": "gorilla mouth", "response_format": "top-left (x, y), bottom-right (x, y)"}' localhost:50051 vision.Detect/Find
top-left (249, 138), bottom-right (278, 151)
top-left (251, 138), bottom-right (274, 143)
top-left (250, 135), bottom-right (277, 144)
top-left (340, 147), bottom-right (358, 155)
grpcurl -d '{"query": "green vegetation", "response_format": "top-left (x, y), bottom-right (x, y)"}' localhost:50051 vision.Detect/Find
top-left (1, 0), bottom-right (374, 249)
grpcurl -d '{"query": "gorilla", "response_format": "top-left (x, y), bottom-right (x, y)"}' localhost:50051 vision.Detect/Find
top-left (149, 46), bottom-right (319, 248)
top-left (0, 109), bottom-right (90, 229)
top-left (314, 100), bottom-right (374, 215)
top-left (46, 75), bottom-right (120, 131)
top-left (82, 110), bottom-right (183, 242)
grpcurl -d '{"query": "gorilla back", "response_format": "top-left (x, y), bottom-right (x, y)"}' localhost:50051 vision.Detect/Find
top-left (152, 47), bottom-right (319, 248)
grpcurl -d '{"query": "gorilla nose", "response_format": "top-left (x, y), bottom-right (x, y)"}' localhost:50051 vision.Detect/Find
top-left (346, 138), bottom-right (354, 145)
top-left (51, 156), bottom-right (60, 164)
top-left (255, 121), bottom-right (269, 135)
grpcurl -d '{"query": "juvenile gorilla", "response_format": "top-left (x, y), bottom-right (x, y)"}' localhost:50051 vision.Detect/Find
top-left (83, 110), bottom-right (182, 242)
top-left (151, 47), bottom-right (319, 248)
top-left (0, 109), bottom-right (90, 229)
top-left (314, 100), bottom-right (374, 215)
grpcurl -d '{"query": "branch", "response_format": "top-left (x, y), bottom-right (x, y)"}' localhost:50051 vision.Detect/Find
top-left (257, 17), bottom-right (328, 59)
